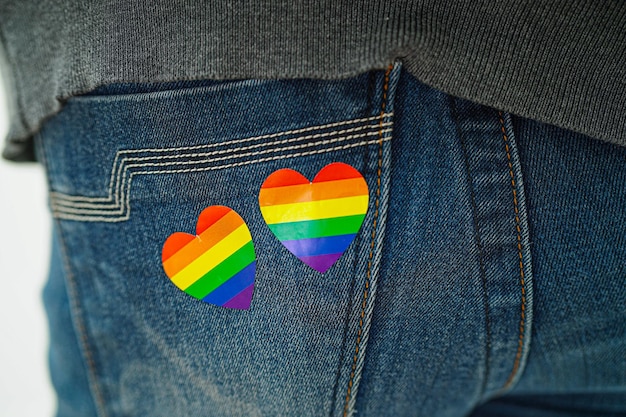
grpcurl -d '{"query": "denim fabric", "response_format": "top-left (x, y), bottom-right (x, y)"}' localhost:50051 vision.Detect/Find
top-left (36, 64), bottom-right (625, 417)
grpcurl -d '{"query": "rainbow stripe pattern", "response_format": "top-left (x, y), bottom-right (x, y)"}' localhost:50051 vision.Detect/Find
top-left (161, 206), bottom-right (256, 309)
top-left (259, 162), bottom-right (369, 273)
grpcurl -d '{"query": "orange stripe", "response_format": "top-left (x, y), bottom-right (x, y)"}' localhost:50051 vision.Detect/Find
top-left (163, 210), bottom-right (244, 277)
top-left (259, 178), bottom-right (368, 206)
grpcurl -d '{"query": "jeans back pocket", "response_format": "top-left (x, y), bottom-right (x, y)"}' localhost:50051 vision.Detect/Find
top-left (39, 66), bottom-right (400, 416)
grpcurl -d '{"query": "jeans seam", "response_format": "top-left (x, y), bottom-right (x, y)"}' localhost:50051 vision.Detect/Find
top-left (54, 223), bottom-right (109, 417)
top-left (327, 73), bottom-right (380, 417)
top-left (452, 97), bottom-right (492, 402)
top-left (38, 133), bottom-right (109, 417)
top-left (497, 111), bottom-right (532, 391)
top-left (342, 64), bottom-right (393, 417)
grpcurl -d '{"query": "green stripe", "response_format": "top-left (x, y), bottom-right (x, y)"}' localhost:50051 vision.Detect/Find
top-left (268, 214), bottom-right (365, 241)
top-left (185, 241), bottom-right (255, 299)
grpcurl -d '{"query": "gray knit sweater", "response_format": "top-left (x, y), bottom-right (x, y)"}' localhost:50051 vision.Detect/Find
top-left (1, 1), bottom-right (625, 161)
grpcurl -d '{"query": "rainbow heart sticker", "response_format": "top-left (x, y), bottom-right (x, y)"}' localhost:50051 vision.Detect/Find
top-left (161, 206), bottom-right (256, 310)
top-left (259, 162), bottom-right (369, 273)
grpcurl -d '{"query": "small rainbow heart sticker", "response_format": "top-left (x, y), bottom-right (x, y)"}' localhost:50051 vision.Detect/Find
top-left (259, 162), bottom-right (369, 273)
top-left (162, 206), bottom-right (256, 310)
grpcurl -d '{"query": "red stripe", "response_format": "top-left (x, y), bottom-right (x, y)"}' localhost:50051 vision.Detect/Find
top-left (162, 232), bottom-right (195, 262)
top-left (196, 205), bottom-right (231, 235)
top-left (261, 169), bottom-right (309, 188)
top-left (313, 162), bottom-right (363, 182)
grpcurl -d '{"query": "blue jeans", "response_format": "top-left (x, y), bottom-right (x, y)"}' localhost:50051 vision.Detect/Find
top-left (37, 63), bottom-right (626, 416)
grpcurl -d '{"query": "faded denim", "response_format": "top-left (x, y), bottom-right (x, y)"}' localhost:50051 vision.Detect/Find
top-left (36, 64), bottom-right (626, 417)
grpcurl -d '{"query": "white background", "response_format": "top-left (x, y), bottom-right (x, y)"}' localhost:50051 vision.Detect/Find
top-left (0, 72), bottom-right (55, 414)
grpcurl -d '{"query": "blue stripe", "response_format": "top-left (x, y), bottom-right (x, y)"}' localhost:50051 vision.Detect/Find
top-left (280, 234), bottom-right (357, 257)
top-left (203, 261), bottom-right (256, 306)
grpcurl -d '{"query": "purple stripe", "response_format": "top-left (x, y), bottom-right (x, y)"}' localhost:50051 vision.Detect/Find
top-left (222, 284), bottom-right (255, 310)
top-left (299, 253), bottom-right (343, 273)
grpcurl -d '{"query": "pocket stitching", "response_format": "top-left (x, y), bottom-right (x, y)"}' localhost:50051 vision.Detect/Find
top-left (49, 114), bottom-right (393, 222)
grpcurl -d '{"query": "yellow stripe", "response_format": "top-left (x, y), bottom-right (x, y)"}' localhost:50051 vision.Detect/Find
top-left (260, 195), bottom-right (369, 224)
top-left (171, 224), bottom-right (252, 290)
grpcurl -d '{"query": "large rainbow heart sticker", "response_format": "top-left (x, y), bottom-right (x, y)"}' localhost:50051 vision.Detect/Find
top-left (259, 162), bottom-right (369, 273)
top-left (161, 206), bottom-right (256, 310)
